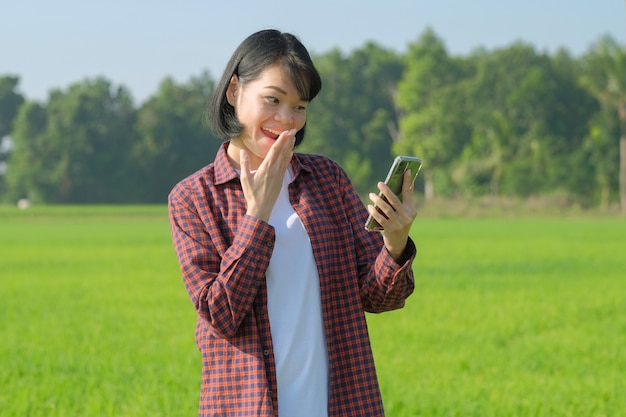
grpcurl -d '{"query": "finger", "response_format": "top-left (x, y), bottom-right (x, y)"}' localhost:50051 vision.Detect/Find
top-left (280, 128), bottom-right (298, 144)
top-left (367, 204), bottom-right (389, 225)
top-left (273, 129), bottom-right (297, 151)
top-left (263, 130), bottom-right (296, 174)
top-left (369, 192), bottom-right (393, 219)
top-left (240, 149), bottom-right (250, 179)
top-left (264, 129), bottom-right (296, 165)
top-left (376, 182), bottom-right (401, 210)
top-left (276, 129), bottom-right (297, 159)
top-left (401, 170), bottom-right (415, 206)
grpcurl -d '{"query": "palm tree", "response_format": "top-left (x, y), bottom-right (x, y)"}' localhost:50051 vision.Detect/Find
top-left (581, 35), bottom-right (626, 212)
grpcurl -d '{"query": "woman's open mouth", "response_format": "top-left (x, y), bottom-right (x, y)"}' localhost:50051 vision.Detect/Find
top-left (261, 127), bottom-right (284, 140)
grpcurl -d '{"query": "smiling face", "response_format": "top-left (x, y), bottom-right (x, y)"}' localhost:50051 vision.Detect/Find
top-left (226, 64), bottom-right (309, 170)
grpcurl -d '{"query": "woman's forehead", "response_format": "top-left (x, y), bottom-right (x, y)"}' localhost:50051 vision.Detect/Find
top-left (249, 64), bottom-right (309, 99)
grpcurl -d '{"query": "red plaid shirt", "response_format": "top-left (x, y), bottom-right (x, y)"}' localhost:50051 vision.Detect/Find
top-left (168, 143), bottom-right (416, 417)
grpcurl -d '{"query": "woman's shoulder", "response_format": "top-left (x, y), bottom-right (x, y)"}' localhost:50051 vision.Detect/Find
top-left (169, 163), bottom-right (216, 198)
top-left (172, 142), bottom-right (235, 194)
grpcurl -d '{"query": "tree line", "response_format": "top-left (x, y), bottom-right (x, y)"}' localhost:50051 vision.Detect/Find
top-left (1, 29), bottom-right (624, 211)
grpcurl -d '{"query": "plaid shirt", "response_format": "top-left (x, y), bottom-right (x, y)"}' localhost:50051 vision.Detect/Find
top-left (168, 143), bottom-right (416, 417)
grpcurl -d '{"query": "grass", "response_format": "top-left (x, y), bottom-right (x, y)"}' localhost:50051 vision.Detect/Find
top-left (0, 205), bottom-right (198, 416)
top-left (1, 206), bottom-right (625, 416)
top-left (369, 217), bottom-right (626, 416)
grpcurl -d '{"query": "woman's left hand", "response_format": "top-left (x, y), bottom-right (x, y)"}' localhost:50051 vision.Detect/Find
top-left (367, 170), bottom-right (417, 261)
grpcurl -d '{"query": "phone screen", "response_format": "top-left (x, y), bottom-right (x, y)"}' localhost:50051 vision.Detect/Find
top-left (364, 156), bottom-right (422, 231)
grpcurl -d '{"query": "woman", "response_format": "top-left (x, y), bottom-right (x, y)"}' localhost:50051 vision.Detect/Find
top-left (168, 29), bottom-right (418, 417)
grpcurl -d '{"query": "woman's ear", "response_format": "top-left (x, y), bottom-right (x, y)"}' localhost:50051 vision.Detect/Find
top-left (226, 75), bottom-right (238, 106)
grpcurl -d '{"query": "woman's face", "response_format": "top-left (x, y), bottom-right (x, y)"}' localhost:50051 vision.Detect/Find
top-left (226, 64), bottom-right (308, 169)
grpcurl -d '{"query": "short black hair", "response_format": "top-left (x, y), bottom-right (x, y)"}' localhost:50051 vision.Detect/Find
top-left (207, 29), bottom-right (322, 147)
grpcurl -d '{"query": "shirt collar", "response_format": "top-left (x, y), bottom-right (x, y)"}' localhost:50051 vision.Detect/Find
top-left (213, 142), bottom-right (240, 185)
top-left (213, 141), bottom-right (313, 185)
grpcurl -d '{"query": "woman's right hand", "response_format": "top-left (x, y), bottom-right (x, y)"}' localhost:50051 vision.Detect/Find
top-left (240, 129), bottom-right (297, 222)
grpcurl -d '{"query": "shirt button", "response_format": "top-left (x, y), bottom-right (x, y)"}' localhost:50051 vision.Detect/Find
top-left (258, 309), bottom-right (265, 315)
top-left (266, 240), bottom-right (273, 247)
top-left (263, 349), bottom-right (270, 356)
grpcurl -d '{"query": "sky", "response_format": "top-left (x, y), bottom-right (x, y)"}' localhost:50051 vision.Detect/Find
top-left (2, 0), bottom-right (625, 105)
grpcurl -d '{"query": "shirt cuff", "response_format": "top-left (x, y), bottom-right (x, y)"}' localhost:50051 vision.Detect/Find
top-left (230, 214), bottom-right (276, 260)
top-left (377, 237), bottom-right (416, 273)
top-left (393, 237), bottom-right (416, 266)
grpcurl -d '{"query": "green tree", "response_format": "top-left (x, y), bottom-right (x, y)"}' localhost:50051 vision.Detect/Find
top-left (584, 107), bottom-right (620, 209)
top-left (580, 35), bottom-right (626, 212)
top-left (454, 109), bottom-right (512, 196)
top-left (0, 76), bottom-right (24, 138)
top-left (6, 78), bottom-right (136, 203)
top-left (0, 76), bottom-right (25, 199)
top-left (4, 102), bottom-right (49, 202)
top-left (394, 28), bottom-right (471, 199)
top-left (132, 72), bottom-right (219, 202)
top-left (456, 44), bottom-right (595, 200)
top-left (303, 43), bottom-right (404, 195)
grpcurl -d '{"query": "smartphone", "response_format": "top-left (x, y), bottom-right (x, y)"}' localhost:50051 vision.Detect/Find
top-left (364, 155), bottom-right (423, 231)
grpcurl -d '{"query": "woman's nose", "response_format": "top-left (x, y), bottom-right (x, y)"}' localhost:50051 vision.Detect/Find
top-left (274, 106), bottom-right (293, 124)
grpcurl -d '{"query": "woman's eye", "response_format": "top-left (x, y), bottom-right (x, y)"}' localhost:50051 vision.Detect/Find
top-left (294, 105), bottom-right (307, 112)
top-left (266, 96), bottom-right (279, 104)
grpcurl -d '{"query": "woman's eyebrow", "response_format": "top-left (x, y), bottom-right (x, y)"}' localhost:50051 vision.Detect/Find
top-left (264, 85), bottom-right (288, 95)
top-left (264, 85), bottom-right (309, 102)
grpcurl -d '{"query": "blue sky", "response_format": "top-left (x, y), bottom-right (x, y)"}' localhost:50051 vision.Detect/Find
top-left (2, 0), bottom-right (625, 104)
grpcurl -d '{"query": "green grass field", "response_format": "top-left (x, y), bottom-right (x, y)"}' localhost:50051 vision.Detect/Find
top-left (1, 205), bottom-right (624, 416)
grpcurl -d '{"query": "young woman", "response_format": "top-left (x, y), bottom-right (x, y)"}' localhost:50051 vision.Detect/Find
top-left (168, 29), bottom-right (418, 417)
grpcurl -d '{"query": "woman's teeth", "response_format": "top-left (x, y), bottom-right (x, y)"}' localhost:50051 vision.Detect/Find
top-left (263, 128), bottom-right (283, 139)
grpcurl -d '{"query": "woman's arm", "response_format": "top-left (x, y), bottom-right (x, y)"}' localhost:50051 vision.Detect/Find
top-left (341, 170), bottom-right (416, 313)
top-left (168, 185), bottom-right (274, 339)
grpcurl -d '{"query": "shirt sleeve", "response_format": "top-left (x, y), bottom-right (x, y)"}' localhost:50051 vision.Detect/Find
top-left (168, 183), bottom-right (275, 339)
top-left (340, 170), bottom-right (416, 313)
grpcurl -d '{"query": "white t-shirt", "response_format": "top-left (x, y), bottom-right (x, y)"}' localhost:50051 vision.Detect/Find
top-left (266, 166), bottom-right (329, 417)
